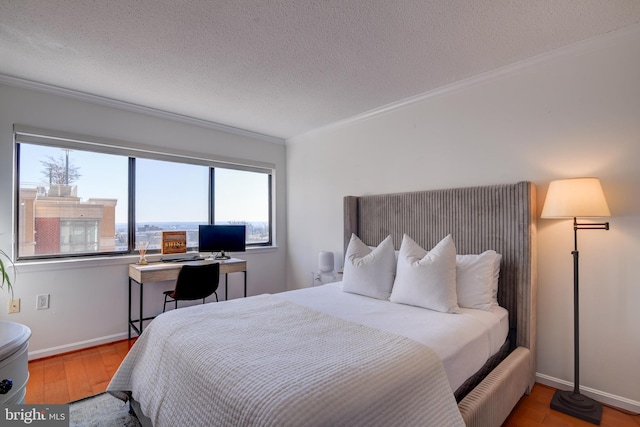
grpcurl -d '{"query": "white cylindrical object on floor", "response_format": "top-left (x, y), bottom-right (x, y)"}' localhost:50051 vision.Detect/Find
top-left (0, 321), bottom-right (31, 404)
top-left (318, 251), bottom-right (334, 273)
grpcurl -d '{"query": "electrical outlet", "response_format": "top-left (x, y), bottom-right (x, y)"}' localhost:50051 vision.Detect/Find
top-left (8, 298), bottom-right (20, 314)
top-left (37, 294), bottom-right (50, 310)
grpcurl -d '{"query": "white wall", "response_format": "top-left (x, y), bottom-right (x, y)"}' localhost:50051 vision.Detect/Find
top-left (286, 26), bottom-right (640, 410)
top-left (0, 82), bottom-right (287, 357)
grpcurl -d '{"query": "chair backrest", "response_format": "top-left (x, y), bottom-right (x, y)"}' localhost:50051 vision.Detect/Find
top-left (173, 263), bottom-right (220, 301)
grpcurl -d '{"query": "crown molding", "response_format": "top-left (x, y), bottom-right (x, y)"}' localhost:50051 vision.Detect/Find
top-left (0, 74), bottom-right (285, 146)
top-left (288, 22), bottom-right (640, 144)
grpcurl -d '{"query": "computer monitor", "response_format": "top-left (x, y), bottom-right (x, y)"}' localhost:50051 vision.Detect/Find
top-left (198, 225), bottom-right (246, 260)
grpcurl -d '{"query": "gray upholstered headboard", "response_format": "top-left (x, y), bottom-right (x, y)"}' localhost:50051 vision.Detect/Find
top-left (344, 181), bottom-right (537, 380)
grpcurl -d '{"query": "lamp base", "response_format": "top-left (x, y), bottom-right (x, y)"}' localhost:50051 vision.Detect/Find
top-left (550, 389), bottom-right (602, 425)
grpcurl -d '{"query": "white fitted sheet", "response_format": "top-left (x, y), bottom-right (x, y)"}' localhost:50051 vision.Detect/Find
top-left (279, 281), bottom-right (509, 392)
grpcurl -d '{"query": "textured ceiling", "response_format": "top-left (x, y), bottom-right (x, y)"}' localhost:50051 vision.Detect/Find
top-left (1, 1), bottom-right (640, 141)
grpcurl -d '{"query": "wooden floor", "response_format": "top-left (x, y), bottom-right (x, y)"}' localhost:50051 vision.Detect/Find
top-left (503, 383), bottom-right (640, 427)
top-left (25, 340), bottom-right (640, 426)
top-left (25, 339), bottom-right (134, 404)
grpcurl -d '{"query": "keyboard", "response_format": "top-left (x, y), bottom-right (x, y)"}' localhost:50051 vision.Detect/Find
top-left (161, 256), bottom-right (206, 263)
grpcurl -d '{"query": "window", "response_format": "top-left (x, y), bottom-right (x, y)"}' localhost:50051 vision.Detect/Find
top-left (15, 128), bottom-right (274, 260)
top-left (214, 168), bottom-right (271, 245)
top-left (17, 143), bottom-right (129, 258)
top-left (135, 158), bottom-right (209, 251)
top-left (60, 220), bottom-right (99, 253)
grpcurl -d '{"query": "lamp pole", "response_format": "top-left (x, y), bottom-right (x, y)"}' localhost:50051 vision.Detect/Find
top-left (550, 217), bottom-right (609, 425)
top-left (572, 217), bottom-right (580, 395)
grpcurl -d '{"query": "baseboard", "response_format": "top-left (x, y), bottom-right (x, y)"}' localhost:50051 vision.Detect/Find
top-left (536, 373), bottom-right (640, 414)
top-left (27, 332), bottom-right (129, 360)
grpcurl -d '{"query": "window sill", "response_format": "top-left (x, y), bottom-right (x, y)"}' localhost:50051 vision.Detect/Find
top-left (14, 246), bottom-right (278, 273)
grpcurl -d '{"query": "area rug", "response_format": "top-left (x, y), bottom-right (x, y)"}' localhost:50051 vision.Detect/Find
top-left (69, 392), bottom-right (141, 427)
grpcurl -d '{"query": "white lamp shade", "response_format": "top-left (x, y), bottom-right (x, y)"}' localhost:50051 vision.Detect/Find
top-left (318, 251), bottom-right (334, 273)
top-left (541, 177), bottom-right (611, 218)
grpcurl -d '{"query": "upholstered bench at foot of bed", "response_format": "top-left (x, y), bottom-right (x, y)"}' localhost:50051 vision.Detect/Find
top-left (458, 346), bottom-right (531, 427)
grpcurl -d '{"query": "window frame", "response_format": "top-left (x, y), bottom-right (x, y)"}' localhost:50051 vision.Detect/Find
top-left (13, 125), bottom-right (275, 261)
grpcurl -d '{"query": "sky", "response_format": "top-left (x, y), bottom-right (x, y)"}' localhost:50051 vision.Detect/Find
top-left (19, 144), bottom-right (269, 224)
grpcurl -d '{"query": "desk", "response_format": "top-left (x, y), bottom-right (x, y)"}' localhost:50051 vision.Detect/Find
top-left (128, 258), bottom-right (247, 339)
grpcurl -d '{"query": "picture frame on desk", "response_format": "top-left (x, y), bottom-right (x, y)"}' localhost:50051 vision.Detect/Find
top-left (161, 231), bottom-right (187, 254)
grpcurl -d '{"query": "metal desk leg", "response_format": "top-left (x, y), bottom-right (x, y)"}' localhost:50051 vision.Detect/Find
top-left (223, 271), bottom-right (246, 300)
top-left (128, 278), bottom-right (132, 340)
top-left (128, 277), bottom-right (160, 339)
top-left (139, 282), bottom-right (144, 335)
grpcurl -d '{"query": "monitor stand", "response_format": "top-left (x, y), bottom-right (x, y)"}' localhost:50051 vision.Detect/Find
top-left (215, 250), bottom-right (230, 260)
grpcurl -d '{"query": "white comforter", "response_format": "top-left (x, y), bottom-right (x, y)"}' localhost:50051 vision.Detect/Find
top-left (108, 294), bottom-right (464, 427)
top-left (280, 282), bottom-right (509, 392)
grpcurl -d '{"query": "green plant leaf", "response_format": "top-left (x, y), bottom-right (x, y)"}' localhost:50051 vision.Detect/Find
top-left (0, 249), bottom-right (14, 297)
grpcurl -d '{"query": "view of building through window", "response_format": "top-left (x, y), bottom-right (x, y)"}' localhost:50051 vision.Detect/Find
top-left (18, 144), bottom-right (127, 257)
top-left (17, 142), bottom-right (272, 259)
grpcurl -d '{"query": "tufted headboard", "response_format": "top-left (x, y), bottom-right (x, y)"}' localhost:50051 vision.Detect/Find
top-left (344, 181), bottom-right (537, 386)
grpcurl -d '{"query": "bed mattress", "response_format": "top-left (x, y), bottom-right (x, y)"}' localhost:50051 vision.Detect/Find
top-left (279, 282), bottom-right (509, 392)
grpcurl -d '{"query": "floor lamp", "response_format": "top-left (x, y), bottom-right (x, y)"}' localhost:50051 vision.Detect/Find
top-left (541, 177), bottom-right (610, 425)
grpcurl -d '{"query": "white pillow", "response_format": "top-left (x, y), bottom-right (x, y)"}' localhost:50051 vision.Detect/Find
top-left (492, 253), bottom-right (502, 306)
top-left (390, 234), bottom-right (459, 313)
top-left (342, 234), bottom-right (396, 300)
top-left (456, 250), bottom-right (498, 311)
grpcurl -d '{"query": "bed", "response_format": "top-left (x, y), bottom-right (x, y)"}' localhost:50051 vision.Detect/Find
top-left (108, 181), bottom-right (537, 427)
top-left (342, 181), bottom-right (537, 426)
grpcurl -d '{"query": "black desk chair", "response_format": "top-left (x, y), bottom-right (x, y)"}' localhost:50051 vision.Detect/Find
top-left (163, 263), bottom-right (220, 312)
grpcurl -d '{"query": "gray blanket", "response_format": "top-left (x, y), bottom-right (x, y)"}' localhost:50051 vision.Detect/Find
top-left (108, 295), bottom-right (464, 427)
